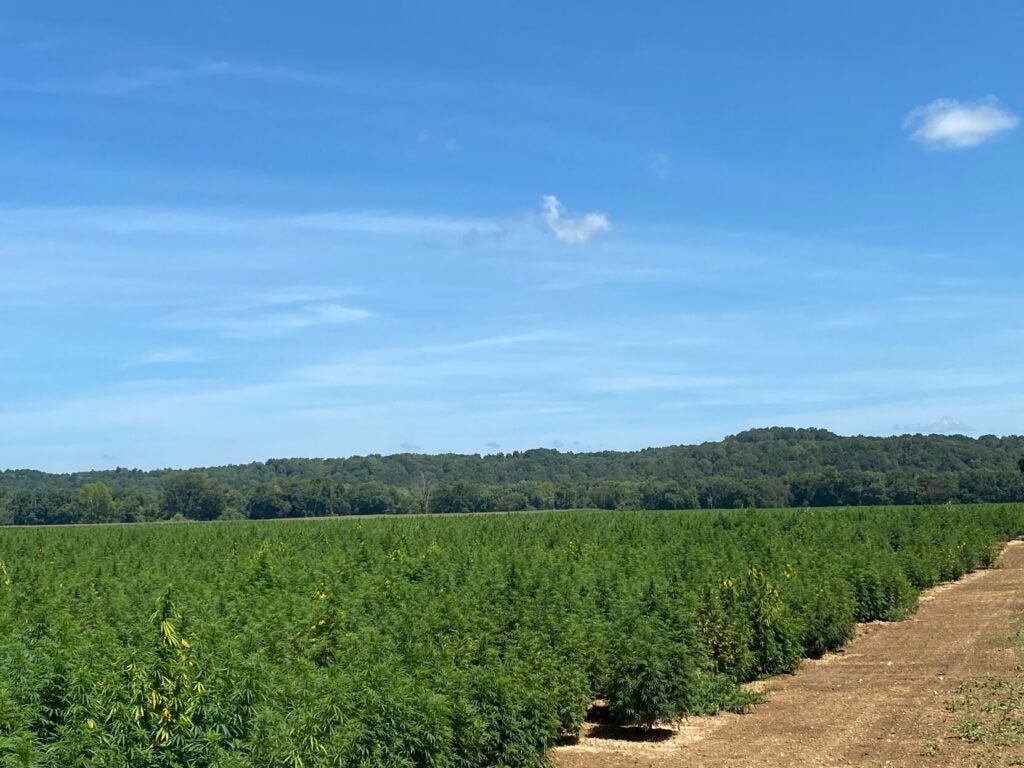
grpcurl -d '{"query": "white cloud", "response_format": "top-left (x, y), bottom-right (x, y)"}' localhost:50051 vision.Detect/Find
top-left (0, 200), bottom-right (612, 247)
top-left (259, 286), bottom-right (356, 305)
top-left (416, 332), bottom-right (573, 354)
top-left (417, 129), bottom-right (461, 152)
top-left (647, 152), bottom-right (671, 178)
top-left (9, 60), bottom-right (334, 96)
top-left (819, 313), bottom-right (880, 330)
top-left (587, 374), bottom-right (737, 393)
top-left (128, 348), bottom-right (206, 367)
top-left (295, 360), bottom-right (500, 388)
top-left (891, 416), bottom-right (976, 435)
top-left (904, 97), bottom-right (1019, 150)
top-left (540, 195), bottom-right (611, 245)
top-left (0, 205), bottom-right (499, 239)
top-left (160, 295), bottom-right (371, 339)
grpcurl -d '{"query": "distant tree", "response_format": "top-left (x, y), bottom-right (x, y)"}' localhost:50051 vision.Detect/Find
top-left (113, 488), bottom-right (155, 522)
top-left (419, 471), bottom-right (434, 515)
top-left (698, 477), bottom-right (754, 509)
top-left (8, 428), bottom-right (1024, 525)
top-left (348, 482), bottom-right (393, 515)
top-left (288, 478), bottom-right (347, 517)
top-left (640, 481), bottom-right (698, 510)
top-left (161, 473), bottom-right (228, 521)
top-left (432, 480), bottom-right (484, 514)
top-left (750, 477), bottom-right (791, 508)
top-left (490, 486), bottom-right (530, 511)
top-left (589, 480), bottom-right (640, 510)
top-left (5, 489), bottom-right (74, 525)
top-left (246, 483), bottom-right (291, 519)
top-left (528, 481), bottom-right (557, 510)
top-left (553, 483), bottom-right (577, 510)
top-left (75, 482), bottom-right (115, 523)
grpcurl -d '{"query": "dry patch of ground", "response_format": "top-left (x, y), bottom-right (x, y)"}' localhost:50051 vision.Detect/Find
top-left (554, 540), bottom-right (1024, 768)
top-left (924, 623), bottom-right (1024, 767)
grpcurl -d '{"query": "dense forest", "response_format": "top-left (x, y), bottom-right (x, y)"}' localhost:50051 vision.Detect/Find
top-left (2, 427), bottom-right (1024, 525)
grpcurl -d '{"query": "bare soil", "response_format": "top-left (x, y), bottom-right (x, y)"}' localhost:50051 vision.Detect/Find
top-left (554, 540), bottom-right (1024, 768)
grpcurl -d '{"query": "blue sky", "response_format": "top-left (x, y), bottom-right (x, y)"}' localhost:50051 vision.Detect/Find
top-left (1, 2), bottom-right (1022, 471)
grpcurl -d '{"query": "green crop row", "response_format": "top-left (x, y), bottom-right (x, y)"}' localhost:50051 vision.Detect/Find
top-left (1, 504), bottom-right (1022, 767)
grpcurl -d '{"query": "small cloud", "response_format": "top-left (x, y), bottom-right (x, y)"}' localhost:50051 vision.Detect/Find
top-left (126, 348), bottom-right (205, 367)
top-left (260, 286), bottom-right (355, 305)
top-left (819, 313), bottom-right (879, 330)
top-left (416, 332), bottom-right (572, 355)
top-left (0, 205), bottom-right (497, 240)
top-left (540, 195), bottom-right (611, 245)
top-left (417, 129), bottom-right (460, 153)
top-left (485, 442), bottom-right (502, 451)
top-left (10, 60), bottom-right (335, 96)
top-left (647, 151), bottom-right (671, 178)
top-left (892, 416), bottom-right (976, 435)
top-left (904, 97), bottom-right (1019, 150)
top-left (160, 292), bottom-right (370, 339)
top-left (586, 374), bottom-right (735, 393)
top-left (400, 442), bottom-right (421, 452)
top-left (461, 223), bottom-right (509, 248)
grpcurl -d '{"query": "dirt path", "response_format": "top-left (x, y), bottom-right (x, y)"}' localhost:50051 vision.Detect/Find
top-left (555, 540), bottom-right (1024, 768)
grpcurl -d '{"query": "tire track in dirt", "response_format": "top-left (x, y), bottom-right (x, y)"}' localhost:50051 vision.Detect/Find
top-left (554, 539), bottom-right (1024, 768)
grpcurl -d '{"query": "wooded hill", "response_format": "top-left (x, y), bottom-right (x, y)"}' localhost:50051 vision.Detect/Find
top-left (2, 428), bottom-right (1024, 524)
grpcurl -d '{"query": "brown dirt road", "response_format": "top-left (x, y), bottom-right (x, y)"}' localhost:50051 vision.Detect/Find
top-left (555, 539), bottom-right (1024, 768)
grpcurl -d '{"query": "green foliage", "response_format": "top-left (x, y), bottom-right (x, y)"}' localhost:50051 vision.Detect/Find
top-left (3, 429), bottom-right (1024, 526)
top-left (742, 567), bottom-right (804, 676)
top-left (244, 483), bottom-right (291, 520)
top-left (696, 580), bottom-right (755, 679)
top-left (100, 593), bottom-right (213, 766)
top-left (0, 504), bottom-right (1021, 765)
top-left (604, 613), bottom-right (702, 727)
top-left (160, 473), bottom-right (229, 521)
top-left (789, 573), bottom-right (857, 658)
top-left (74, 483), bottom-right (115, 525)
top-left (846, 558), bottom-right (917, 621)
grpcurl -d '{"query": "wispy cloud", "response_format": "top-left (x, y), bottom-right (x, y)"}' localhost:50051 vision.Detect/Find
top-left (417, 129), bottom-right (460, 153)
top-left (891, 416), bottom-right (976, 435)
top-left (586, 374), bottom-right (737, 393)
top-left (160, 293), bottom-right (371, 339)
top-left (0, 205), bottom-right (501, 239)
top-left (904, 97), bottom-right (1019, 150)
top-left (294, 338), bottom-right (585, 389)
top-left (126, 348), bottom-right (206, 367)
top-left (9, 59), bottom-right (334, 96)
top-left (818, 312), bottom-right (880, 330)
top-left (539, 195), bottom-right (611, 245)
top-left (416, 332), bottom-right (574, 355)
top-left (534, 261), bottom-right (690, 291)
top-left (259, 286), bottom-right (358, 305)
top-left (647, 151), bottom-right (671, 178)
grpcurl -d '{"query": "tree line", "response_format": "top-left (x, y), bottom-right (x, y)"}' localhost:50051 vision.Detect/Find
top-left (2, 427), bottom-right (1024, 524)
